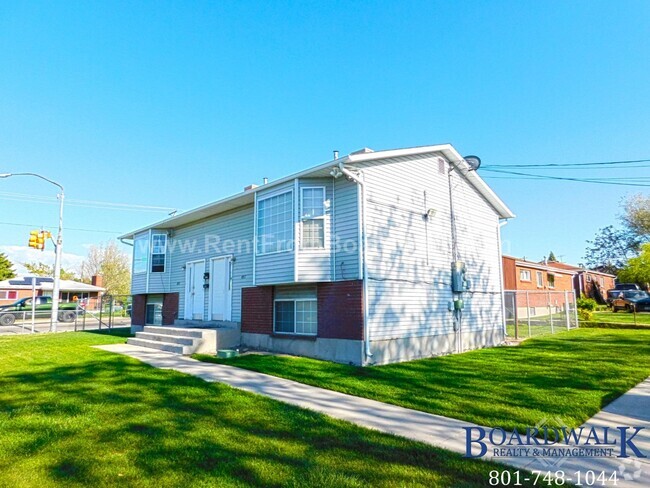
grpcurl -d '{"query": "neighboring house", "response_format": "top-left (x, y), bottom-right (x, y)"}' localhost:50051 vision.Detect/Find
top-left (0, 275), bottom-right (105, 309)
top-left (119, 144), bottom-right (514, 365)
top-left (502, 255), bottom-right (576, 318)
top-left (540, 261), bottom-right (616, 303)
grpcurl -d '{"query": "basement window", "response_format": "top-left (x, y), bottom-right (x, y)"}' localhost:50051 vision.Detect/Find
top-left (273, 286), bottom-right (317, 335)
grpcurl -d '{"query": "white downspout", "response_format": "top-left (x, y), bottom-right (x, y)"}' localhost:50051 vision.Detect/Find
top-left (337, 162), bottom-right (373, 362)
top-left (498, 219), bottom-right (509, 338)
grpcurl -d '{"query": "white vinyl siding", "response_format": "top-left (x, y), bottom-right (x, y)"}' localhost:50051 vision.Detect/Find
top-left (357, 153), bottom-right (504, 342)
top-left (170, 205), bottom-right (255, 322)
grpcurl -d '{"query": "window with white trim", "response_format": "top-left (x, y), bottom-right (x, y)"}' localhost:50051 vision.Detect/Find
top-left (519, 270), bottom-right (531, 281)
top-left (151, 234), bottom-right (167, 273)
top-left (300, 187), bottom-right (326, 249)
top-left (0, 290), bottom-right (17, 300)
top-left (257, 191), bottom-right (293, 254)
top-left (133, 234), bottom-right (149, 274)
top-left (536, 271), bottom-right (543, 287)
top-left (274, 299), bottom-right (317, 335)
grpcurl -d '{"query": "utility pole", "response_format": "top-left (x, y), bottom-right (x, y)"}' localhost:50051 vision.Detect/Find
top-left (0, 172), bottom-right (64, 332)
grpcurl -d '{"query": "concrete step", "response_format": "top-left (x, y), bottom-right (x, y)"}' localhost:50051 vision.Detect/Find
top-left (142, 326), bottom-right (205, 338)
top-left (135, 332), bottom-right (198, 346)
top-left (127, 337), bottom-right (193, 354)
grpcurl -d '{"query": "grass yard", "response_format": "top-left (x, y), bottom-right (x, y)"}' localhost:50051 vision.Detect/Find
top-left (592, 311), bottom-right (650, 326)
top-left (0, 331), bottom-right (531, 487)
top-left (196, 328), bottom-right (650, 434)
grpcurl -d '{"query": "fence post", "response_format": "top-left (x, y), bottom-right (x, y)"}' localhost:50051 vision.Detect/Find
top-left (548, 291), bottom-right (554, 334)
top-left (99, 297), bottom-right (103, 330)
top-left (514, 293), bottom-right (519, 340)
top-left (526, 291), bottom-right (531, 338)
top-left (564, 290), bottom-right (570, 330)
top-left (573, 292), bottom-right (579, 328)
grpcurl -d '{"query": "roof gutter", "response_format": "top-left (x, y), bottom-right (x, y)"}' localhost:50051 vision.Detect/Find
top-left (333, 162), bottom-right (373, 363)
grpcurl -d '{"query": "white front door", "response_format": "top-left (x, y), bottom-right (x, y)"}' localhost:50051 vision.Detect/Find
top-left (184, 261), bottom-right (205, 320)
top-left (210, 257), bottom-right (232, 321)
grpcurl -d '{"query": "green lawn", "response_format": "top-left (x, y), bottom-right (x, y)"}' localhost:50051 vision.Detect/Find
top-left (592, 311), bottom-right (650, 325)
top-left (196, 329), bottom-right (650, 434)
top-left (0, 331), bottom-right (530, 487)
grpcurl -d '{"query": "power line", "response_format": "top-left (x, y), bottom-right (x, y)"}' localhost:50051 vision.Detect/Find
top-left (0, 221), bottom-right (122, 234)
top-left (480, 168), bottom-right (650, 187)
top-left (482, 158), bottom-right (650, 169)
top-left (0, 191), bottom-right (176, 213)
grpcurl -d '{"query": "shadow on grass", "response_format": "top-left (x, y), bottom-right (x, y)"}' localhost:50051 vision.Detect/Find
top-left (0, 343), bottom-right (526, 487)
top-left (196, 329), bottom-right (650, 434)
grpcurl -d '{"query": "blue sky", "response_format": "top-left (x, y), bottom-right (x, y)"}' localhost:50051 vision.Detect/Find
top-left (1, 1), bottom-right (649, 272)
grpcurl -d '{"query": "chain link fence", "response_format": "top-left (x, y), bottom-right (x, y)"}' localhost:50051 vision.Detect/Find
top-left (0, 294), bottom-right (132, 335)
top-left (504, 290), bottom-right (578, 339)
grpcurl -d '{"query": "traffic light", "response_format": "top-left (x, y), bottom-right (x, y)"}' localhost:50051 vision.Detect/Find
top-left (28, 230), bottom-right (46, 250)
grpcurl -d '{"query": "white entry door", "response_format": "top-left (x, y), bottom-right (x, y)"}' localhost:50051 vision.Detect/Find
top-left (184, 260), bottom-right (205, 320)
top-left (210, 257), bottom-right (232, 321)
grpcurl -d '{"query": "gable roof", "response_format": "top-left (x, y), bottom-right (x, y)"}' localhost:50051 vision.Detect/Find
top-left (119, 144), bottom-right (515, 239)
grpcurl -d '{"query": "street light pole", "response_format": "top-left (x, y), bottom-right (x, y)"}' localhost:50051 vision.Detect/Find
top-left (0, 172), bottom-right (64, 332)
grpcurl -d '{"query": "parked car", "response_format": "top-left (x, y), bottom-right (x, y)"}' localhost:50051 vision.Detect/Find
top-left (606, 289), bottom-right (624, 306)
top-left (614, 283), bottom-right (641, 290)
top-left (611, 290), bottom-right (650, 312)
top-left (0, 297), bottom-right (79, 326)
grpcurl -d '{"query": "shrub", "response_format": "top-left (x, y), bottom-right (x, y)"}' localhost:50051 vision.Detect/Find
top-left (578, 309), bottom-right (593, 322)
top-left (577, 296), bottom-right (598, 311)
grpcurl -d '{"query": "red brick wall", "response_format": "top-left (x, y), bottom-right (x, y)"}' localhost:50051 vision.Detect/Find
top-left (241, 286), bottom-right (274, 334)
top-left (317, 280), bottom-right (364, 340)
top-left (162, 293), bottom-right (179, 326)
top-left (131, 294), bottom-right (146, 326)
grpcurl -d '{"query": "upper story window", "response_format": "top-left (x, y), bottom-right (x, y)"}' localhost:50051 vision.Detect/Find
top-left (133, 234), bottom-right (149, 274)
top-left (547, 273), bottom-right (555, 289)
top-left (257, 191), bottom-right (293, 255)
top-left (536, 271), bottom-right (543, 288)
top-left (151, 234), bottom-right (167, 273)
top-left (519, 269), bottom-right (531, 281)
top-left (300, 187), bottom-right (325, 249)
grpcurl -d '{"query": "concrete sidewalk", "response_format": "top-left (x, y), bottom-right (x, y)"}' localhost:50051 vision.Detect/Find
top-left (97, 344), bottom-right (649, 486)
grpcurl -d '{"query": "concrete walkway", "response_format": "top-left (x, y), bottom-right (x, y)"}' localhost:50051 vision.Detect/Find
top-left (97, 344), bottom-right (649, 486)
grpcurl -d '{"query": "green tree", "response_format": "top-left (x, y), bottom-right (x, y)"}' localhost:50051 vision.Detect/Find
top-left (624, 194), bottom-right (650, 238)
top-left (584, 226), bottom-right (643, 275)
top-left (547, 251), bottom-right (557, 262)
top-left (22, 262), bottom-right (78, 280)
top-left (81, 241), bottom-right (131, 296)
top-left (618, 243), bottom-right (650, 287)
top-left (0, 253), bottom-right (16, 280)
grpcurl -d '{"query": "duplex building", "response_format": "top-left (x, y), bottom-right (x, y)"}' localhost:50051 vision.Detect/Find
top-left (119, 144), bottom-right (514, 365)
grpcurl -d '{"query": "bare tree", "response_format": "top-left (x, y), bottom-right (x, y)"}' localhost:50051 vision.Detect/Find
top-left (81, 241), bottom-right (131, 296)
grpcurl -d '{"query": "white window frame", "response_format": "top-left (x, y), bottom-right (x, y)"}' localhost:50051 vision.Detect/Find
top-left (519, 269), bottom-right (531, 282)
top-left (273, 298), bottom-right (317, 336)
top-left (300, 186), bottom-right (327, 250)
top-left (133, 234), bottom-right (149, 274)
top-left (536, 271), bottom-right (544, 288)
top-left (256, 190), bottom-right (294, 256)
top-left (0, 290), bottom-right (16, 300)
top-left (151, 234), bottom-right (167, 273)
